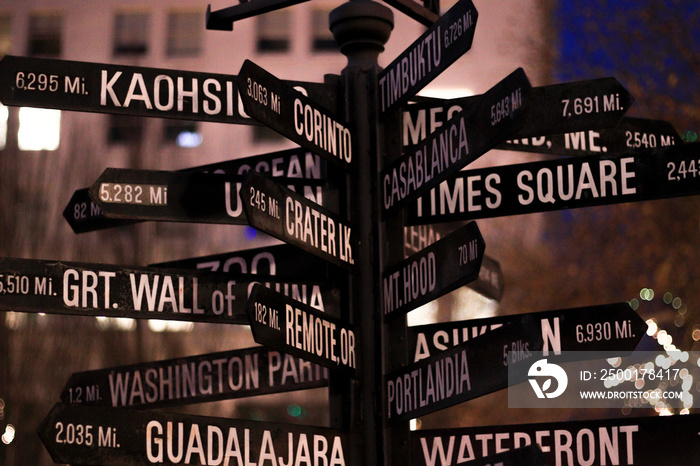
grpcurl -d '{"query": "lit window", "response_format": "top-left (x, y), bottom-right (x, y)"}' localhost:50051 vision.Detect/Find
top-left (114, 11), bottom-right (149, 56)
top-left (28, 12), bottom-right (62, 57)
top-left (18, 107), bottom-right (60, 151)
top-left (167, 10), bottom-right (202, 57)
top-left (312, 6), bottom-right (338, 52)
top-left (164, 120), bottom-right (202, 148)
top-left (108, 114), bottom-right (143, 144)
top-left (256, 10), bottom-right (290, 53)
top-left (0, 14), bottom-right (11, 57)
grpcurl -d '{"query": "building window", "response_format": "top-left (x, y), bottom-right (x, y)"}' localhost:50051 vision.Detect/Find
top-left (113, 11), bottom-right (149, 56)
top-left (0, 14), bottom-right (11, 57)
top-left (311, 7), bottom-right (337, 52)
top-left (108, 114), bottom-right (144, 144)
top-left (28, 12), bottom-right (62, 57)
top-left (256, 10), bottom-right (290, 53)
top-left (163, 120), bottom-right (202, 148)
top-left (167, 10), bottom-right (202, 57)
top-left (18, 107), bottom-right (61, 151)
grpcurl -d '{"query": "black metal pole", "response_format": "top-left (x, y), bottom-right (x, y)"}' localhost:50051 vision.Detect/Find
top-left (329, 3), bottom-right (394, 466)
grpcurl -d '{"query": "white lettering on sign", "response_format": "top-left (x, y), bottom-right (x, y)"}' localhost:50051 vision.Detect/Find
top-left (412, 324), bottom-right (503, 362)
top-left (386, 349), bottom-right (471, 419)
top-left (284, 303), bottom-right (356, 369)
top-left (62, 269), bottom-right (116, 309)
top-left (384, 114), bottom-right (469, 210)
top-left (383, 252), bottom-right (437, 315)
top-left (284, 197), bottom-right (354, 266)
top-left (146, 422), bottom-right (346, 466)
top-left (418, 425), bottom-right (639, 466)
top-left (293, 98), bottom-right (352, 163)
top-left (100, 70), bottom-right (236, 116)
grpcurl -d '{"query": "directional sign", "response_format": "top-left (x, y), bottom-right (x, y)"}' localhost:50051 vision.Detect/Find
top-left (87, 168), bottom-right (323, 225)
top-left (64, 148), bottom-right (330, 234)
top-left (403, 77), bottom-right (634, 146)
top-left (412, 414), bottom-right (700, 466)
top-left (152, 244), bottom-right (339, 312)
top-left (39, 402), bottom-right (348, 466)
top-left (206, 0), bottom-right (312, 30)
top-left (246, 284), bottom-right (357, 374)
top-left (403, 225), bottom-right (504, 302)
top-left (382, 68), bottom-right (531, 216)
top-left (381, 0), bottom-right (440, 27)
top-left (385, 315), bottom-right (542, 423)
top-left (498, 116), bottom-right (681, 156)
top-left (459, 445), bottom-right (545, 466)
top-left (378, 0), bottom-right (478, 115)
top-left (237, 60), bottom-right (354, 169)
top-left (408, 302), bottom-right (646, 363)
top-left (383, 221), bottom-right (484, 319)
top-left (153, 244), bottom-right (334, 283)
top-left (0, 257), bottom-right (320, 324)
top-left (0, 55), bottom-right (333, 125)
top-left (407, 142), bottom-right (700, 224)
top-left (61, 346), bottom-right (328, 409)
top-left (242, 171), bottom-right (356, 271)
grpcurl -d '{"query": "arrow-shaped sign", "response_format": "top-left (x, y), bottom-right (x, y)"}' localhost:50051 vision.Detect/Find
top-left (64, 148), bottom-right (330, 233)
top-left (383, 221), bottom-right (484, 319)
top-left (206, 0), bottom-right (312, 30)
top-left (380, 0), bottom-right (440, 27)
top-left (403, 225), bottom-right (504, 302)
top-left (412, 414), bottom-right (700, 466)
top-left (246, 284), bottom-right (357, 374)
top-left (242, 171), bottom-right (356, 271)
top-left (378, 0), bottom-right (478, 114)
top-left (407, 142), bottom-right (700, 224)
top-left (0, 257), bottom-right (321, 324)
top-left (385, 315), bottom-right (542, 423)
top-left (499, 116), bottom-right (681, 156)
top-left (0, 55), bottom-right (333, 125)
top-left (152, 244), bottom-right (334, 283)
top-left (237, 60), bottom-right (354, 170)
top-left (61, 346), bottom-right (328, 409)
top-left (382, 68), bottom-right (531, 216)
top-left (38, 402), bottom-right (348, 466)
top-left (408, 302), bottom-right (646, 363)
top-left (87, 168), bottom-right (323, 225)
top-left (403, 77), bottom-right (634, 145)
top-left (460, 445), bottom-right (545, 466)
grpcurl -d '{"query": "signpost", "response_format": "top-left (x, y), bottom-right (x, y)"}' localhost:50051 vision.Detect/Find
top-left (153, 244), bottom-right (334, 282)
top-left (242, 171), bottom-right (356, 271)
top-left (408, 302), bottom-right (647, 363)
top-left (38, 402), bottom-right (348, 466)
top-left (378, 0), bottom-right (478, 115)
top-left (412, 414), bottom-right (700, 466)
top-left (237, 60), bottom-right (354, 170)
top-left (206, 0), bottom-right (312, 30)
top-left (385, 315), bottom-right (542, 422)
top-left (407, 142), bottom-right (700, 224)
top-left (61, 346), bottom-right (328, 409)
top-left (246, 284), bottom-right (357, 374)
top-left (403, 77), bottom-right (634, 146)
top-left (0, 55), bottom-right (333, 125)
top-left (64, 148), bottom-right (331, 233)
top-left (383, 221), bottom-right (484, 319)
top-left (382, 68), bottom-right (531, 216)
top-left (0, 257), bottom-right (319, 325)
top-left (87, 168), bottom-right (323, 225)
top-left (498, 116), bottom-right (681, 156)
top-left (380, 0), bottom-right (440, 27)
